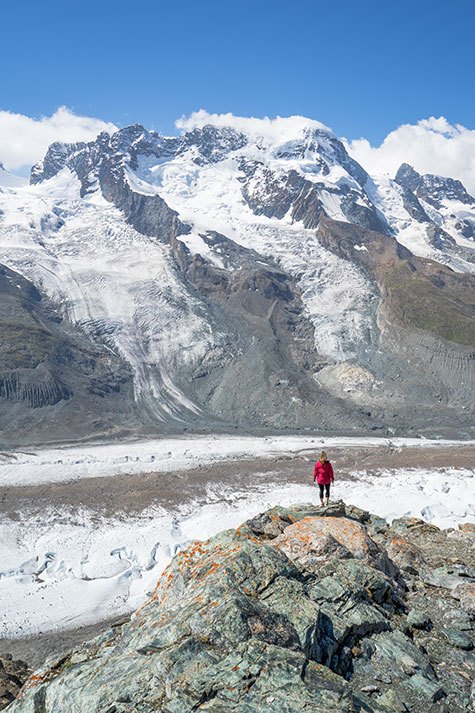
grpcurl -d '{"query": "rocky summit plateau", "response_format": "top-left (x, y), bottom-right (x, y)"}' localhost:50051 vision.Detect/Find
top-left (5, 501), bottom-right (475, 712)
top-left (0, 116), bottom-right (474, 445)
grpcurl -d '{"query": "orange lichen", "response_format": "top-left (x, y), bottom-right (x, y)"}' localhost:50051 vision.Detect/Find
top-left (198, 562), bottom-right (220, 580)
top-left (21, 670), bottom-right (57, 693)
top-left (274, 516), bottom-right (373, 559)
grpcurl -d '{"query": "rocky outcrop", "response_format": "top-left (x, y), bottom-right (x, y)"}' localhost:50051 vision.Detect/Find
top-left (30, 141), bottom-right (87, 184)
top-left (9, 502), bottom-right (475, 712)
top-left (395, 163), bottom-right (475, 208)
top-left (240, 160), bottom-right (388, 233)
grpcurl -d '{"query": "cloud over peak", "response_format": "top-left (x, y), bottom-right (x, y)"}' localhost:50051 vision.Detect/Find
top-left (344, 116), bottom-right (475, 195)
top-left (0, 107), bottom-right (117, 172)
top-left (2, 108), bottom-right (474, 198)
top-left (176, 109), bottom-right (334, 145)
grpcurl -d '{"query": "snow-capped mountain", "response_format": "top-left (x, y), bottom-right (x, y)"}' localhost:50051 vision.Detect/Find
top-left (0, 116), bottom-right (474, 444)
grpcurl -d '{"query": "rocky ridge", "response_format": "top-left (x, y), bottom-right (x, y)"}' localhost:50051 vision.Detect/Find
top-left (1, 118), bottom-right (475, 442)
top-left (7, 501), bottom-right (475, 712)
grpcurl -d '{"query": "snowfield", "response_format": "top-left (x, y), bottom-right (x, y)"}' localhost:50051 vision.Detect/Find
top-left (1, 436), bottom-right (474, 639)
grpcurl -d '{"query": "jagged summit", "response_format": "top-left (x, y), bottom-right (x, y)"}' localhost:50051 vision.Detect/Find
top-left (394, 163), bottom-right (421, 192)
top-left (0, 116), bottom-right (474, 443)
top-left (395, 162), bottom-right (475, 207)
top-left (175, 110), bottom-right (335, 143)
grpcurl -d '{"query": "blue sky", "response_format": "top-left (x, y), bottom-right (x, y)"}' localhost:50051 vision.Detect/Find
top-left (3, 0), bottom-right (474, 143)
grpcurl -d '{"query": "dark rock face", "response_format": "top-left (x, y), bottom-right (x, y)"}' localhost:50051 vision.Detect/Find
top-left (9, 502), bottom-right (475, 712)
top-left (31, 127), bottom-right (190, 241)
top-left (30, 141), bottom-right (87, 184)
top-left (240, 162), bottom-right (310, 220)
top-left (0, 264), bottom-right (139, 445)
top-left (99, 159), bottom-right (188, 241)
top-left (179, 125), bottom-right (248, 164)
top-left (239, 158), bottom-right (389, 233)
top-left (0, 655), bottom-right (30, 710)
top-left (395, 163), bottom-right (475, 208)
top-left (395, 163), bottom-right (423, 194)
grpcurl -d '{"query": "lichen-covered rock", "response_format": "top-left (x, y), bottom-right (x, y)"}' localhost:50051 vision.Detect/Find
top-left (273, 514), bottom-right (397, 577)
top-left (8, 501), bottom-right (475, 712)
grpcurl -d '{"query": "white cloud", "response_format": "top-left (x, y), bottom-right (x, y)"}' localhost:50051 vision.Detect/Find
top-left (176, 109), bottom-right (334, 145)
top-left (0, 107), bottom-right (117, 172)
top-left (344, 116), bottom-right (475, 196)
top-left (4, 107), bottom-right (474, 197)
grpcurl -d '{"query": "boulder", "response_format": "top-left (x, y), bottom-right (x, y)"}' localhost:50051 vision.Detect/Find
top-left (407, 609), bottom-right (431, 630)
top-left (451, 582), bottom-right (475, 613)
top-left (273, 515), bottom-right (395, 576)
top-left (386, 536), bottom-right (425, 575)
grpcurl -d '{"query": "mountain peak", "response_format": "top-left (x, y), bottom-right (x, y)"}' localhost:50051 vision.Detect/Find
top-left (395, 162), bottom-right (474, 207)
top-left (176, 111), bottom-right (334, 147)
top-left (395, 163), bottom-right (421, 191)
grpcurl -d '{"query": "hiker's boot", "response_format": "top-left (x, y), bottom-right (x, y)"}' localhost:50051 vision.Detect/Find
top-left (320, 499), bottom-right (324, 507)
top-left (324, 497), bottom-right (329, 507)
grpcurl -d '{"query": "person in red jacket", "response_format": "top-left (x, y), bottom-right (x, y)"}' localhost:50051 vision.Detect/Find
top-left (313, 451), bottom-right (334, 507)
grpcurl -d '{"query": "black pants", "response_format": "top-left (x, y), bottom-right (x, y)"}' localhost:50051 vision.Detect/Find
top-left (319, 483), bottom-right (330, 499)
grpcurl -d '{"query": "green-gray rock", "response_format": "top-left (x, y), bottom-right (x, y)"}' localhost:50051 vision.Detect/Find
top-left (407, 609), bottom-right (431, 630)
top-left (6, 501), bottom-right (475, 713)
top-left (443, 629), bottom-right (474, 650)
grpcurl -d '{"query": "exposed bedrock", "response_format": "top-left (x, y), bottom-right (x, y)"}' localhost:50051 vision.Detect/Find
top-left (0, 264), bottom-right (140, 446)
top-left (168, 232), bottom-right (374, 432)
top-left (8, 502), bottom-right (475, 712)
top-left (395, 163), bottom-right (475, 208)
top-left (315, 218), bottom-right (475, 434)
top-left (99, 159), bottom-right (189, 242)
top-left (240, 160), bottom-right (389, 233)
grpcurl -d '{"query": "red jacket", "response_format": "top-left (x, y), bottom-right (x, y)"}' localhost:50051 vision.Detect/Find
top-left (313, 460), bottom-right (334, 485)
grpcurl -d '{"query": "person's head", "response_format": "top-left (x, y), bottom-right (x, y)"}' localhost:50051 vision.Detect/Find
top-left (320, 451), bottom-right (328, 463)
